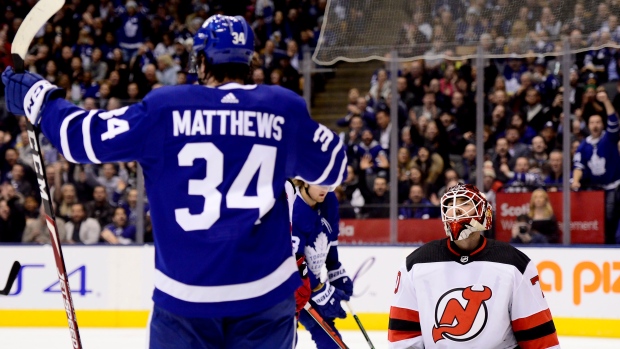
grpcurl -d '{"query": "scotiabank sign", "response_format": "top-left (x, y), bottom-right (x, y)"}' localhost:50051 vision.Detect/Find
top-left (495, 191), bottom-right (605, 244)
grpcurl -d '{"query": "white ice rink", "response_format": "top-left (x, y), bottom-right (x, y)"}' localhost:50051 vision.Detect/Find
top-left (0, 328), bottom-right (618, 348)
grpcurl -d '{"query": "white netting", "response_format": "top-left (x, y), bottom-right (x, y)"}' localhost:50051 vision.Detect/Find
top-left (313, 0), bottom-right (620, 64)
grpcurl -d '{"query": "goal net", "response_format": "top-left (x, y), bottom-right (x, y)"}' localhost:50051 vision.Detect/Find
top-left (313, 0), bottom-right (620, 64)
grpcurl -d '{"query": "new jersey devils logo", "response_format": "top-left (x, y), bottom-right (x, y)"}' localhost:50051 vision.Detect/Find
top-left (432, 286), bottom-right (492, 343)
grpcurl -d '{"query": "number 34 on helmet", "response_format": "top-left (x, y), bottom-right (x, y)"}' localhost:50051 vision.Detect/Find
top-left (192, 14), bottom-right (255, 66)
top-left (440, 184), bottom-right (493, 241)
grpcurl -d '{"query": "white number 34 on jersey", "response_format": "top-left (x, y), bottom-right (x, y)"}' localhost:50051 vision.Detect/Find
top-left (232, 32), bottom-right (246, 45)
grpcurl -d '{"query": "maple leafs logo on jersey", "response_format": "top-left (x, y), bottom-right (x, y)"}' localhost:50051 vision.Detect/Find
top-left (432, 285), bottom-right (492, 343)
top-left (588, 151), bottom-right (606, 176)
top-left (305, 232), bottom-right (330, 277)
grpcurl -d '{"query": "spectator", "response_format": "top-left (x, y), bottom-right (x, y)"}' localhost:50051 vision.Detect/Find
top-left (501, 156), bottom-right (546, 193)
top-left (451, 143), bottom-right (477, 184)
top-left (399, 184), bottom-right (435, 219)
top-left (510, 114), bottom-right (537, 146)
top-left (433, 169), bottom-right (460, 200)
top-left (333, 186), bottom-right (356, 219)
top-left (85, 185), bottom-right (115, 228)
top-left (369, 69), bottom-right (391, 105)
top-left (23, 204), bottom-right (68, 244)
top-left (277, 56), bottom-right (300, 93)
top-left (252, 68), bottom-right (265, 84)
top-left (0, 183), bottom-right (25, 242)
top-left (482, 166), bottom-right (501, 208)
top-left (545, 150), bottom-right (564, 191)
top-left (522, 88), bottom-right (552, 132)
top-left (375, 109), bottom-right (393, 152)
top-left (505, 126), bottom-right (530, 162)
top-left (450, 91), bottom-right (473, 133)
top-left (413, 92), bottom-right (441, 121)
top-left (358, 174), bottom-right (390, 219)
top-left (412, 146), bottom-right (444, 188)
top-left (341, 114), bottom-right (364, 150)
top-left (439, 112), bottom-right (468, 156)
top-left (572, 89), bottom-right (620, 244)
top-left (397, 77), bottom-right (415, 110)
top-left (270, 68), bottom-right (283, 86)
top-left (116, 1), bottom-right (147, 61)
top-left (528, 136), bottom-right (550, 172)
top-left (22, 195), bottom-right (39, 219)
top-left (456, 8), bottom-right (484, 44)
top-left (155, 54), bottom-right (181, 86)
top-left (65, 203), bottom-right (101, 245)
top-left (55, 183), bottom-right (78, 221)
top-left (528, 189), bottom-right (560, 243)
top-left (510, 214), bottom-right (548, 244)
top-left (97, 163), bottom-right (127, 206)
top-left (352, 130), bottom-right (388, 175)
top-left (120, 188), bottom-right (149, 227)
top-left (126, 82), bottom-right (140, 103)
top-left (9, 163), bottom-right (33, 199)
top-left (101, 207), bottom-right (136, 245)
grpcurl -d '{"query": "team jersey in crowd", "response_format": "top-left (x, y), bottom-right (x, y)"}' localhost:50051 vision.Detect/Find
top-left (291, 191), bottom-right (342, 288)
top-left (389, 236), bottom-right (560, 349)
top-left (573, 112), bottom-right (620, 189)
top-left (38, 82), bottom-right (347, 318)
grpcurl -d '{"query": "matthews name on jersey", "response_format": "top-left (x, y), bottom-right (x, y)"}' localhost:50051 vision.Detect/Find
top-left (291, 191), bottom-right (342, 289)
top-left (389, 236), bottom-right (560, 349)
top-left (38, 82), bottom-right (347, 318)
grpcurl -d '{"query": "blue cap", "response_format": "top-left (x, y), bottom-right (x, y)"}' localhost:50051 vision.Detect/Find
top-left (193, 15), bottom-right (254, 66)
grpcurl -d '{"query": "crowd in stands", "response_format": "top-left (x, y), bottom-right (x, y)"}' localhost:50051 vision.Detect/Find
top-left (1, 0), bottom-right (619, 245)
top-left (334, 1), bottom-right (620, 244)
top-left (0, 0), bottom-right (325, 244)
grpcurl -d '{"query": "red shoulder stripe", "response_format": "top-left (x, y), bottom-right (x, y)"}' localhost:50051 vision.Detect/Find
top-left (389, 306), bottom-right (420, 322)
top-left (512, 309), bottom-right (553, 331)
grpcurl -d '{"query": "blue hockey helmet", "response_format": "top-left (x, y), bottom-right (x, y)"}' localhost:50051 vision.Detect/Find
top-left (192, 15), bottom-right (254, 66)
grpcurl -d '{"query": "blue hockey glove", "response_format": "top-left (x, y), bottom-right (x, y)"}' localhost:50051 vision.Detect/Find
top-left (310, 281), bottom-right (349, 319)
top-left (328, 266), bottom-right (353, 298)
top-left (2, 67), bottom-right (63, 125)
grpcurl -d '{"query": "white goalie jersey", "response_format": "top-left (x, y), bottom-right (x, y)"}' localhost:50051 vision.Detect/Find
top-left (388, 237), bottom-right (560, 349)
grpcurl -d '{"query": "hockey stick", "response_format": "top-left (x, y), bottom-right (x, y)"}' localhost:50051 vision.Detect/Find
top-left (0, 261), bottom-right (21, 296)
top-left (303, 303), bottom-right (349, 349)
top-left (344, 301), bottom-right (376, 349)
top-left (11, 1), bottom-right (83, 348)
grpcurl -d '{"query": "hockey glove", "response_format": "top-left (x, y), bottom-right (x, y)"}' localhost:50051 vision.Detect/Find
top-left (328, 266), bottom-right (353, 298)
top-left (2, 67), bottom-right (63, 125)
top-left (295, 256), bottom-right (311, 315)
top-left (310, 281), bottom-right (349, 319)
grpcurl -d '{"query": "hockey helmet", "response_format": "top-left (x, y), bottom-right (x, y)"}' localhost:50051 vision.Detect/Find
top-left (440, 183), bottom-right (493, 241)
top-left (192, 15), bottom-right (255, 66)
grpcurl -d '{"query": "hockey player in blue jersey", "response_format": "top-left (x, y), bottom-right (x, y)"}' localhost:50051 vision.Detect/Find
top-left (3, 15), bottom-right (347, 349)
top-left (291, 180), bottom-right (353, 348)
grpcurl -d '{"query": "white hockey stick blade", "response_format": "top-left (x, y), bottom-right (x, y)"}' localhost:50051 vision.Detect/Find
top-left (11, 0), bottom-right (65, 60)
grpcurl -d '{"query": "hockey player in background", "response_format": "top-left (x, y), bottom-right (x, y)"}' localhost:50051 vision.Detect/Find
top-left (291, 180), bottom-right (353, 348)
top-left (388, 183), bottom-right (560, 349)
top-left (3, 15), bottom-right (347, 349)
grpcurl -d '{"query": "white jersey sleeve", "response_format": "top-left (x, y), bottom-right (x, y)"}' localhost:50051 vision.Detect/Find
top-left (388, 263), bottom-right (424, 349)
top-left (510, 261), bottom-right (561, 349)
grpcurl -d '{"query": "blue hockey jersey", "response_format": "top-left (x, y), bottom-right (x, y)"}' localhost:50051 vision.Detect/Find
top-left (291, 191), bottom-right (342, 289)
top-left (573, 113), bottom-right (620, 189)
top-left (39, 82), bottom-right (347, 318)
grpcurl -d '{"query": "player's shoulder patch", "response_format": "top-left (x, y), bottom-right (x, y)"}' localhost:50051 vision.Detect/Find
top-left (405, 239), bottom-right (449, 271)
top-left (480, 239), bottom-right (531, 274)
